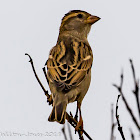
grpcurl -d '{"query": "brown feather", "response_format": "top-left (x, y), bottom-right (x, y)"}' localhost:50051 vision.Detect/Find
top-left (47, 39), bottom-right (93, 92)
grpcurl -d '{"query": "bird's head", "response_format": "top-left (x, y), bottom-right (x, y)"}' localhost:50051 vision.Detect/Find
top-left (59, 10), bottom-right (100, 39)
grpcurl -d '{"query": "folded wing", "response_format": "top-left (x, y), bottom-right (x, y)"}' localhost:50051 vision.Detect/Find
top-left (46, 40), bottom-right (93, 93)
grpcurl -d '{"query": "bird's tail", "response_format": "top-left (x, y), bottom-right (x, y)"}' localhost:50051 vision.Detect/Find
top-left (48, 94), bottom-right (68, 124)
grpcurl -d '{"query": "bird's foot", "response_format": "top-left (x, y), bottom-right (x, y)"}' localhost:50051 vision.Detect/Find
top-left (75, 117), bottom-right (83, 134)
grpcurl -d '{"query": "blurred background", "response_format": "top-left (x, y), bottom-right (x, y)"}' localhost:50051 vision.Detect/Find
top-left (0, 0), bottom-right (140, 139)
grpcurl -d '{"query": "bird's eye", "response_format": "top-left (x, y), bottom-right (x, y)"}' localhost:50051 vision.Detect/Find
top-left (77, 14), bottom-right (83, 18)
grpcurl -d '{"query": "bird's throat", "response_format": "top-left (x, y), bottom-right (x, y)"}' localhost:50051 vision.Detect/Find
top-left (58, 30), bottom-right (88, 43)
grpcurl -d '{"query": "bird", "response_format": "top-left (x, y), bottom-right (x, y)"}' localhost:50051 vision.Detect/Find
top-left (45, 10), bottom-right (100, 131)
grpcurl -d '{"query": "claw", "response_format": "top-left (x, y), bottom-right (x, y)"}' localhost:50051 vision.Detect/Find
top-left (75, 102), bottom-right (83, 134)
top-left (75, 116), bottom-right (83, 133)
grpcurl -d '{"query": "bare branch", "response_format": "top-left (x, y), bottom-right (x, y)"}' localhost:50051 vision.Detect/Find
top-left (130, 59), bottom-right (140, 118)
top-left (115, 95), bottom-right (126, 140)
top-left (62, 124), bottom-right (68, 140)
top-left (66, 112), bottom-right (84, 140)
top-left (113, 72), bottom-right (123, 93)
top-left (110, 104), bottom-right (117, 140)
top-left (25, 53), bottom-right (49, 97)
top-left (129, 128), bottom-right (135, 140)
top-left (67, 122), bottom-right (73, 140)
top-left (113, 73), bottom-right (140, 131)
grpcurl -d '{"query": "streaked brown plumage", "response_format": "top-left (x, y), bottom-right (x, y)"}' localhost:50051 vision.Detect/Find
top-left (46, 10), bottom-right (100, 130)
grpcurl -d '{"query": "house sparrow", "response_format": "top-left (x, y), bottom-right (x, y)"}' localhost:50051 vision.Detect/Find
top-left (45, 10), bottom-right (100, 131)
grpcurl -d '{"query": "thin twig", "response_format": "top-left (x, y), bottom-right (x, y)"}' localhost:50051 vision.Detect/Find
top-left (113, 73), bottom-right (123, 93)
top-left (26, 53), bottom-right (92, 140)
top-left (42, 67), bottom-right (53, 105)
top-left (113, 73), bottom-right (140, 131)
top-left (42, 67), bottom-right (48, 84)
top-left (129, 128), bottom-right (135, 140)
top-left (66, 112), bottom-right (85, 140)
top-left (121, 93), bottom-right (140, 131)
top-left (110, 104), bottom-right (116, 140)
top-left (115, 95), bottom-right (126, 140)
top-left (62, 124), bottom-right (68, 140)
top-left (67, 122), bottom-right (73, 140)
top-left (25, 53), bottom-right (49, 97)
top-left (130, 59), bottom-right (140, 119)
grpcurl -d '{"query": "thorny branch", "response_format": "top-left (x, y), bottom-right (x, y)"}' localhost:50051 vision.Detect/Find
top-left (115, 95), bottom-right (126, 140)
top-left (25, 53), bottom-right (93, 140)
top-left (113, 72), bottom-right (140, 131)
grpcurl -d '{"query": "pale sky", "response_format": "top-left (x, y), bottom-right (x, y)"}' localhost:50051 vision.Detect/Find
top-left (0, 0), bottom-right (140, 140)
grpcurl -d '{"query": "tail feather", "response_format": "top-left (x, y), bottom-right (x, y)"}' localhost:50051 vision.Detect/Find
top-left (48, 106), bottom-right (55, 121)
top-left (48, 100), bottom-right (67, 124)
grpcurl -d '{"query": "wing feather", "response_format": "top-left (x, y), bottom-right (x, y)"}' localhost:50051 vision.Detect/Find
top-left (47, 40), bottom-right (93, 92)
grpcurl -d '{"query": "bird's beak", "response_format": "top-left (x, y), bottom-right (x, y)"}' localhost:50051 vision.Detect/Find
top-left (85, 15), bottom-right (100, 24)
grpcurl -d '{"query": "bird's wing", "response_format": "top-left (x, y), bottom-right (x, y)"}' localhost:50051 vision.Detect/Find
top-left (46, 40), bottom-right (93, 92)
